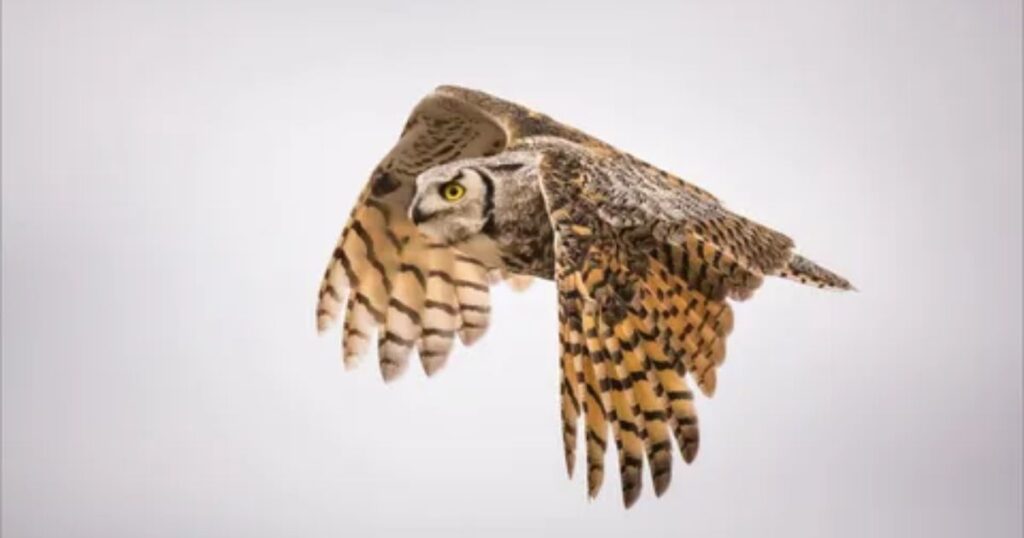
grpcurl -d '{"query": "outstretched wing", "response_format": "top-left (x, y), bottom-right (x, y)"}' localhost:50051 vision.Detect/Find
top-left (316, 87), bottom-right (602, 380)
top-left (532, 139), bottom-right (851, 507)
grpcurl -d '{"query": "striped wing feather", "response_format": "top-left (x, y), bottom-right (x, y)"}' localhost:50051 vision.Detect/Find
top-left (539, 143), bottom-right (847, 507)
top-left (317, 89), bottom-right (515, 379)
top-left (552, 244), bottom-right (734, 507)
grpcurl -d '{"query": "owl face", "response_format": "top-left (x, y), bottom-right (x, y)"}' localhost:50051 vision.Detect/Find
top-left (409, 154), bottom-right (535, 243)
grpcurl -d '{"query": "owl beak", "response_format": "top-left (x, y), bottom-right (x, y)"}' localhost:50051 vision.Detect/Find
top-left (410, 205), bottom-right (429, 225)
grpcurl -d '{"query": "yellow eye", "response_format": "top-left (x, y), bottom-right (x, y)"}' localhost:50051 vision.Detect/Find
top-left (441, 181), bottom-right (466, 201)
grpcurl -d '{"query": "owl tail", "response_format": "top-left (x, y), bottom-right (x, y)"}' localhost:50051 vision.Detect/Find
top-left (776, 254), bottom-right (855, 291)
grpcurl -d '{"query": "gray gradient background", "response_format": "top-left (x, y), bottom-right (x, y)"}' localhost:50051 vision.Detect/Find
top-left (3, 1), bottom-right (1022, 536)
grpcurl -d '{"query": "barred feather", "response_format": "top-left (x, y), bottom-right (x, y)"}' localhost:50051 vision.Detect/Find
top-left (580, 310), bottom-right (610, 497)
top-left (317, 195), bottom-right (496, 381)
top-left (551, 208), bottom-right (744, 505)
top-left (557, 283), bottom-right (585, 478)
top-left (599, 313), bottom-right (646, 508)
top-left (317, 86), bottom-right (535, 380)
top-left (379, 239), bottom-right (428, 380)
top-left (415, 243), bottom-right (462, 377)
top-left (614, 315), bottom-right (675, 496)
top-left (777, 253), bottom-right (855, 290)
top-left (453, 255), bottom-right (492, 345)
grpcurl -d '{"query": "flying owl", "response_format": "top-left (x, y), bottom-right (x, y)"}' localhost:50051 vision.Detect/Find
top-left (316, 86), bottom-right (852, 507)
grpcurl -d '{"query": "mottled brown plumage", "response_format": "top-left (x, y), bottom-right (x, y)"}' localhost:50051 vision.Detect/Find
top-left (317, 86), bottom-right (853, 508)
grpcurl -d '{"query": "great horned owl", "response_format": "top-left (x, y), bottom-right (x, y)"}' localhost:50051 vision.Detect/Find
top-left (316, 86), bottom-right (852, 507)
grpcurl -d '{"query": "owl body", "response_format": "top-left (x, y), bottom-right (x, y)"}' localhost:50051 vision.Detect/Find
top-left (316, 86), bottom-right (853, 507)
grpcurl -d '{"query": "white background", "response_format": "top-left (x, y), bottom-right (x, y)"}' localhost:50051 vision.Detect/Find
top-left (3, 1), bottom-right (1021, 536)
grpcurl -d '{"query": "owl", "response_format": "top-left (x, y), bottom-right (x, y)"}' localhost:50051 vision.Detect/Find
top-left (316, 86), bottom-right (852, 507)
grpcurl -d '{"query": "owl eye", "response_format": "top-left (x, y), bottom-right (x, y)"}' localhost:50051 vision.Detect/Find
top-left (440, 181), bottom-right (466, 202)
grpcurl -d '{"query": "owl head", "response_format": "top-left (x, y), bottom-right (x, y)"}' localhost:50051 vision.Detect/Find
top-left (409, 152), bottom-right (540, 243)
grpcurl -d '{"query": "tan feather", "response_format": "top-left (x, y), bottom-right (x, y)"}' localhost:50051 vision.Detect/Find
top-left (379, 239), bottom-right (428, 380)
top-left (633, 295), bottom-right (701, 464)
top-left (413, 243), bottom-right (462, 377)
top-left (557, 290), bottom-right (584, 478)
top-left (599, 312), bottom-right (646, 508)
top-left (342, 297), bottom-right (374, 369)
top-left (452, 254), bottom-right (492, 345)
top-left (581, 299), bottom-right (613, 499)
top-left (615, 315), bottom-right (675, 496)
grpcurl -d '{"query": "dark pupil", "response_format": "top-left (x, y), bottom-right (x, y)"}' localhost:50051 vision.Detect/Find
top-left (446, 185), bottom-right (460, 197)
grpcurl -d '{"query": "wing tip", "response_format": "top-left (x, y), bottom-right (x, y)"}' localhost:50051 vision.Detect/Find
top-left (650, 454), bottom-right (672, 497)
top-left (458, 327), bottom-right (488, 346)
top-left (342, 353), bottom-right (361, 371)
top-left (316, 299), bottom-right (340, 333)
top-left (622, 480), bottom-right (642, 509)
top-left (419, 350), bottom-right (450, 377)
top-left (587, 469), bottom-right (604, 500)
top-left (697, 374), bottom-right (717, 398)
top-left (680, 434), bottom-right (699, 464)
top-left (379, 357), bottom-right (409, 382)
top-left (653, 474), bottom-right (671, 498)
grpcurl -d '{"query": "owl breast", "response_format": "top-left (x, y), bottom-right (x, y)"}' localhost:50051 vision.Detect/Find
top-left (494, 223), bottom-right (555, 278)
top-left (489, 184), bottom-right (556, 279)
top-left (450, 179), bottom-right (556, 279)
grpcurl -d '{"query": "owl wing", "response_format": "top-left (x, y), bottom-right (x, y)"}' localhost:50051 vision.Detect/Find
top-left (532, 140), bottom-right (851, 507)
top-left (316, 86), bottom-right (603, 380)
